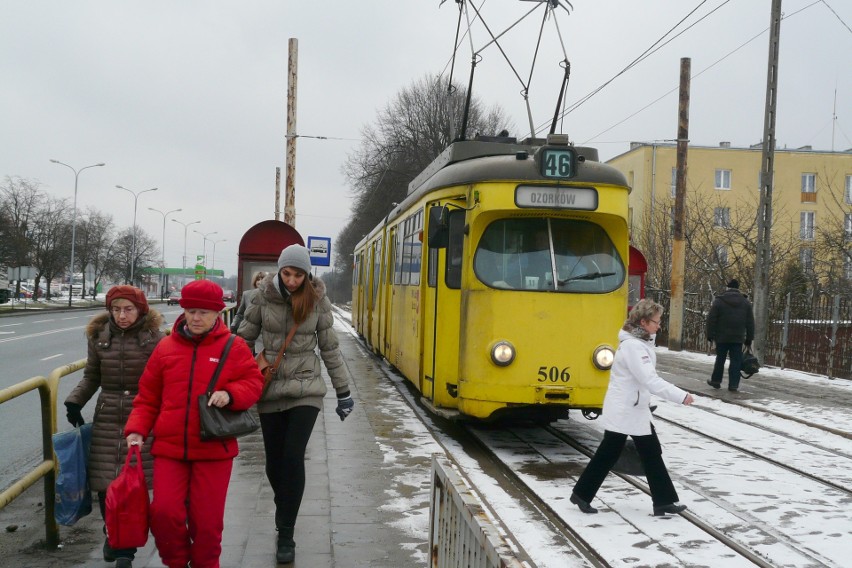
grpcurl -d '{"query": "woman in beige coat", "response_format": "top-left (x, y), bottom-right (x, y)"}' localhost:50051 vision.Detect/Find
top-left (237, 244), bottom-right (354, 564)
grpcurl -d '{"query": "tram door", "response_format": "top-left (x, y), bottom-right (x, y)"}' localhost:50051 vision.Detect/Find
top-left (421, 205), bottom-right (464, 410)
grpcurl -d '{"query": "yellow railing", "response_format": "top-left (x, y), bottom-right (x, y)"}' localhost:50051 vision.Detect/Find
top-left (0, 359), bottom-right (86, 549)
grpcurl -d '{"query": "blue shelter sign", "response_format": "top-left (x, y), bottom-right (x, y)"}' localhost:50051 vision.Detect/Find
top-left (307, 236), bottom-right (331, 267)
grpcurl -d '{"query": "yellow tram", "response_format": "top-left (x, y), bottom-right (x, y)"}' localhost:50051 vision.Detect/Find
top-left (352, 133), bottom-right (635, 421)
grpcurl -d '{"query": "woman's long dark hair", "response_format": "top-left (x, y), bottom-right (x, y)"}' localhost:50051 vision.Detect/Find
top-left (288, 271), bottom-right (319, 324)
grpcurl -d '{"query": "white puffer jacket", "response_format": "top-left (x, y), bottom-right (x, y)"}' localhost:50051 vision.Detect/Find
top-left (599, 328), bottom-right (688, 436)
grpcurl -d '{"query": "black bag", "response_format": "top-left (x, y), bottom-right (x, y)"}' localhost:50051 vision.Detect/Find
top-left (197, 334), bottom-right (260, 441)
top-left (741, 346), bottom-right (760, 379)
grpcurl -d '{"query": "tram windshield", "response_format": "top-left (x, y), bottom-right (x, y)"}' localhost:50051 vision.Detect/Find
top-left (474, 218), bottom-right (625, 293)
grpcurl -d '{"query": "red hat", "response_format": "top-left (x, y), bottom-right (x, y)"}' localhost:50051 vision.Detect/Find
top-left (179, 280), bottom-right (225, 311)
top-left (106, 285), bottom-right (149, 315)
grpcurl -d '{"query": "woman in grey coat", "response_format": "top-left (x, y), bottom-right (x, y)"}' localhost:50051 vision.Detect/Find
top-left (64, 285), bottom-right (163, 568)
top-left (237, 244), bottom-right (355, 564)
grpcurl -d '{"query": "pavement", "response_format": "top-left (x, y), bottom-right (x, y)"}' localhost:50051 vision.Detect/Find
top-left (0, 323), bottom-right (430, 568)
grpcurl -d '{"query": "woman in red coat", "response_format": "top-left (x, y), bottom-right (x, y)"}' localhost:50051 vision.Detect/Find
top-left (125, 280), bottom-right (263, 568)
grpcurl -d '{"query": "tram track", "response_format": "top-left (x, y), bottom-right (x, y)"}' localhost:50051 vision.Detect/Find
top-left (334, 308), bottom-right (847, 566)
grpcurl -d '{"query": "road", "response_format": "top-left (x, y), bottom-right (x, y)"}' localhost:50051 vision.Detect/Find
top-left (0, 306), bottom-right (185, 491)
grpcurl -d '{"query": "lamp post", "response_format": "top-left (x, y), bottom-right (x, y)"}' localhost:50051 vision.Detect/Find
top-left (49, 159), bottom-right (105, 307)
top-left (209, 238), bottom-right (226, 271)
top-left (193, 230), bottom-right (218, 267)
top-left (172, 218), bottom-right (201, 282)
top-left (116, 185), bottom-right (158, 285)
top-left (148, 206), bottom-right (182, 298)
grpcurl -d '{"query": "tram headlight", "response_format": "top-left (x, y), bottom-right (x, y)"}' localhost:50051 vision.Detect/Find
top-left (593, 345), bottom-right (615, 370)
top-left (490, 341), bottom-right (516, 367)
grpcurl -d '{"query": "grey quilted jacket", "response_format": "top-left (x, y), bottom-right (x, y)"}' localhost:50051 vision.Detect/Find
top-left (65, 309), bottom-right (164, 492)
top-left (238, 275), bottom-right (351, 413)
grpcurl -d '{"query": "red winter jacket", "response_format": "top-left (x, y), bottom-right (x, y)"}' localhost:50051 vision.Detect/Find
top-left (125, 316), bottom-right (263, 461)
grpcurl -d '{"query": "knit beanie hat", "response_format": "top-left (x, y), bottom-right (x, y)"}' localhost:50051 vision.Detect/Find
top-left (179, 279), bottom-right (225, 311)
top-left (106, 285), bottom-right (149, 315)
top-left (277, 244), bottom-right (312, 274)
top-left (727, 279), bottom-right (740, 289)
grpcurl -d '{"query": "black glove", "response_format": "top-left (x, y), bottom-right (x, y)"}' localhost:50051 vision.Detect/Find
top-left (335, 396), bottom-right (354, 421)
top-left (64, 402), bottom-right (85, 428)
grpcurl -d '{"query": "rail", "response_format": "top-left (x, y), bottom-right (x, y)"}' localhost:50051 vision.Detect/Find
top-left (429, 454), bottom-right (526, 568)
top-left (0, 359), bottom-right (86, 549)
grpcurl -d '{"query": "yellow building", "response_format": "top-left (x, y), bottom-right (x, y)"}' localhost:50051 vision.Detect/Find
top-left (608, 142), bottom-right (852, 280)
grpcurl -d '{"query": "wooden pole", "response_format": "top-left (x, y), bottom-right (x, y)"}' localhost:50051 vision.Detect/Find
top-left (668, 57), bottom-right (690, 352)
top-left (285, 38), bottom-right (298, 227)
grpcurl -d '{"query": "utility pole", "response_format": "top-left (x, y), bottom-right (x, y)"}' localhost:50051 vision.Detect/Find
top-left (668, 57), bottom-right (690, 352)
top-left (752, 0), bottom-right (783, 363)
top-left (284, 37), bottom-right (298, 227)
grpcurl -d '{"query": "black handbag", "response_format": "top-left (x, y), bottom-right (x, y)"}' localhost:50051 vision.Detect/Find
top-left (741, 346), bottom-right (761, 379)
top-left (198, 334), bottom-right (260, 441)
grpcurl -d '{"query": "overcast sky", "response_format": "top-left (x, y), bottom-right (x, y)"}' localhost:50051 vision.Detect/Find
top-left (2, 1), bottom-right (850, 278)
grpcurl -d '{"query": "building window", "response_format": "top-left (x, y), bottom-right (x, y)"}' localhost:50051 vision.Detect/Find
top-left (845, 213), bottom-right (852, 241)
top-left (846, 175), bottom-right (852, 205)
top-left (801, 173), bottom-right (816, 193)
top-left (713, 207), bottom-right (731, 228)
top-left (670, 167), bottom-right (677, 197)
top-left (800, 247), bottom-right (814, 273)
top-left (800, 211), bottom-right (815, 240)
top-left (669, 206), bottom-right (675, 235)
top-left (715, 245), bottom-right (728, 266)
top-left (845, 253), bottom-right (852, 280)
top-left (715, 169), bottom-right (731, 190)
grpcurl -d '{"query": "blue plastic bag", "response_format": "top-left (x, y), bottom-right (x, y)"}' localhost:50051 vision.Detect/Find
top-left (53, 423), bottom-right (93, 526)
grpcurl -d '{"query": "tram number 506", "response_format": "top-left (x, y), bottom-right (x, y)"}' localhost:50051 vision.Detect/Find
top-left (537, 366), bottom-right (570, 382)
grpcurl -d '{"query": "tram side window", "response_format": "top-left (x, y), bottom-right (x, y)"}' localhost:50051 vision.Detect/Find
top-left (393, 230), bottom-right (403, 285)
top-left (371, 240), bottom-right (381, 305)
top-left (445, 210), bottom-right (465, 289)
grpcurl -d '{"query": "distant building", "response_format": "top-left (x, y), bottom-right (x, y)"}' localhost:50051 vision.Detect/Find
top-left (607, 142), bottom-right (852, 281)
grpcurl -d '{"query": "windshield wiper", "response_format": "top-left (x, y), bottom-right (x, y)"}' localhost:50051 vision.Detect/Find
top-left (558, 272), bottom-right (616, 285)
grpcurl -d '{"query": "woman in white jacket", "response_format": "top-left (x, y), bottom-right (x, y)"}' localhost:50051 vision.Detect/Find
top-left (571, 298), bottom-right (694, 516)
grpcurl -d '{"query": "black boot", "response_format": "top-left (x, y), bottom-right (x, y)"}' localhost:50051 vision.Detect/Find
top-left (276, 525), bottom-right (295, 564)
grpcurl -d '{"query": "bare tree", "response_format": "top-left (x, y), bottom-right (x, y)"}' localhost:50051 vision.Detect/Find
top-left (29, 195), bottom-right (72, 299)
top-left (336, 73), bottom-right (511, 286)
top-left (0, 176), bottom-right (42, 296)
top-left (77, 207), bottom-right (116, 299)
top-left (109, 227), bottom-right (159, 286)
top-left (813, 169), bottom-right (852, 296)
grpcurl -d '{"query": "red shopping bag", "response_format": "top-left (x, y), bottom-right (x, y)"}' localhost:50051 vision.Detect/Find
top-left (105, 444), bottom-right (150, 549)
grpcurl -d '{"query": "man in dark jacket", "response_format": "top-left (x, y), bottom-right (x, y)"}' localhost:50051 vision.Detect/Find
top-left (706, 279), bottom-right (755, 391)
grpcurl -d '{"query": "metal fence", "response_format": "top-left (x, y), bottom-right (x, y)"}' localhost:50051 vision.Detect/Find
top-left (429, 455), bottom-right (527, 568)
top-left (650, 291), bottom-right (852, 380)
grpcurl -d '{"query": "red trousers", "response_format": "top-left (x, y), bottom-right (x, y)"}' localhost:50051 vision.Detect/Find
top-left (150, 456), bottom-right (233, 568)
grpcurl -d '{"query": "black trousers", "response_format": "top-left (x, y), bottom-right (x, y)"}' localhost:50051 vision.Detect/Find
top-left (573, 426), bottom-right (679, 507)
top-left (259, 406), bottom-right (320, 529)
top-left (711, 342), bottom-right (743, 388)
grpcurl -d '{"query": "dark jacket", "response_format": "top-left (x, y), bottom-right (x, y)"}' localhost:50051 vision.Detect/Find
top-left (65, 309), bottom-right (164, 492)
top-left (706, 288), bottom-right (755, 344)
top-left (237, 275), bottom-right (351, 413)
top-left (124, 316), bottom-right (264, 461)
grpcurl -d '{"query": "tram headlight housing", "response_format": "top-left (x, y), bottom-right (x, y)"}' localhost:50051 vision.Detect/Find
top-left (490, 341), bottom-right (516, 367)
top-left (593, 345), bottom-right (615, 370)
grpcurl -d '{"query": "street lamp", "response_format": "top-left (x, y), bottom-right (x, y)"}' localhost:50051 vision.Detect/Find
top-left (116, 185), bottom-right (158, 285)
top-left (49, 159), bottom-right (105, 306)
top-left (209, 238), bottom-right (227, 270)
top-left (148, 206), bottom-right (182, 297)
top-left (172, 218), bottom-right (201, 281)
top-left (193, 230), bottom-right (218, 266)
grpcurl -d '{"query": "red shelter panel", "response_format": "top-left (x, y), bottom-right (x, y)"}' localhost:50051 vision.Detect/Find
top-left (628, 245), bottom-right (648, 312)
top-left (236, 220), bottom-right (304, 298)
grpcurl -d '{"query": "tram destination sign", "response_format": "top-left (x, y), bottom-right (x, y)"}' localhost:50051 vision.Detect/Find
top-left (515, 185), bottom-right (598, 210)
